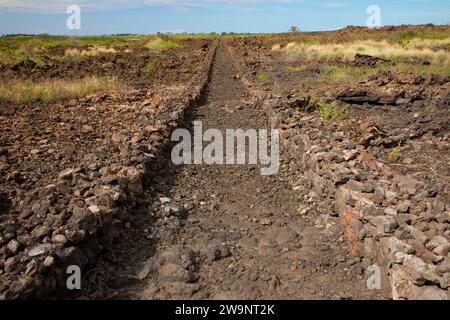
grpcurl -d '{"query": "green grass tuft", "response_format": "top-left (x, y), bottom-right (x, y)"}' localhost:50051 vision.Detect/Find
top-left (144, 38), bottom-right (180, 52)
top-left (145, 61), bottom-right (154, 76)
top-left (257, 71), bottom-right (270, 82)
top-left (287, 65), bottom-right (307, 72)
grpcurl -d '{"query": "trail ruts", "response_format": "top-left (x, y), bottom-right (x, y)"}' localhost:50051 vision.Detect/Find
top-left (99, 41), bottom-right (382, 300)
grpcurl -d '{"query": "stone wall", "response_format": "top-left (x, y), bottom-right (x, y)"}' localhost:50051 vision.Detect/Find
top-left (226, 40), bottom-right (449, 300)
top-left (263, 96), bottom-right (450, 300)
top-left (0, 41), bottom-right (218, 300)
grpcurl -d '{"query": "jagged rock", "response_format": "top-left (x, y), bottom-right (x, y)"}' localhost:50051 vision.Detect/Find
top-left (337, 89), bottom-right (380, 105)
top-left (426, 235), bottom-right (448, 251)
top-left (386, 237), bottom-right (415, 255)
top-left (367, 215), bottom-right (398, 234)
top-left (353, 53), bottom-right (390, 67)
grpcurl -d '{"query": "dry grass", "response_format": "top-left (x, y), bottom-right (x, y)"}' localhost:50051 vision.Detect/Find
top-left (65, 46), bottom-right (117, 59)
top-left (274, 39), bottom-right (450, 73)
top-left (0, 76), bottom-right (122, 104)
top-left (405, 38), bottom-right (450, 50)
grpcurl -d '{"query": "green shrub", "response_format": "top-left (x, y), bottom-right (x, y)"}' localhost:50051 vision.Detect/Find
top-left (318, 100), bottom-right (349, 121)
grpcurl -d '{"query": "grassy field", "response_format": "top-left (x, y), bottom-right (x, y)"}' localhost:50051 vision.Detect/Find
top-left (0, 76), bottom-right (123, 104)
top-left (273, 27), bottom-right (450, 77)
top-left (0, 34), bottom-right (189, 104)
top-left (1, 27), bottom-right (448, 105)
top-left (0, 34), bottom-right (178, 67)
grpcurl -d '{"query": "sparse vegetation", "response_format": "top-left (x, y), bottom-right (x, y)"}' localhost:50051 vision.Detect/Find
top-left (275, 40), bottom-right (450, 65)
top-left (0, 34), bottom-right (150, 66)
top-left (318, 100), bottom-right (349, 121)
top-left (287, 65), bottom-right (307, 72)
top-left (257, 71), bottom-right (270, 82)
top-left (388, 144), bottom-right (401, 160)
top-left (323, 66), bottom-right (379, 81)
top-left (273, 37), bottom-right (450, 76)
top-left (144, 38), bottom-right (180, 52)
top-left (145, 61), bottom-right (155, 76)
top-left (306, 95), bottom-right (350, 121)
top-left (0, 76), bottom-right (122, 104)
top-left (396, 62), bottom-right (450, 77)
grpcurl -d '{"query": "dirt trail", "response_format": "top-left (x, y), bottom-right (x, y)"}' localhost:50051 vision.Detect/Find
top-left (118, 42), bottom-right (382, 300)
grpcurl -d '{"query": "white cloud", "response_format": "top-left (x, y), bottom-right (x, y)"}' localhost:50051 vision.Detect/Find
top-left (0, 0), bottom-right (350, 13)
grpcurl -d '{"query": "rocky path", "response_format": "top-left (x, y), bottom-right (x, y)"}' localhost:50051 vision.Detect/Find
top-left (111, 42), bottom-right (383, 300)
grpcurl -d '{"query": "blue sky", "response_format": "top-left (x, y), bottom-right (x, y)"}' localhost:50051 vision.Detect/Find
top-left (0, 0), bottom-right (449, 35)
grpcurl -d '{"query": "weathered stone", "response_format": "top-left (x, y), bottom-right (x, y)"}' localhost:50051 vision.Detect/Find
top-left (159, 197), bottom-right (171, 204)
top-left (384, 208), bottom-right (398, 216)
top-left (67, 206), bottom-right (97, 232)
top-left (396, 200), bottom-right (411, 213)
top-left (386, 237), bottom-right (415, 255)
top-left (58, 168), bottom-right (75, 180)
top-left (368, 215), bottom-right (398, 233)
top-left (436, 257), bottom-right (450, 276)
top-left (407, 226), bottom-right (429, 245)
top-left (43, 256), bottom-right (54, 268)
top-left (137, 259), bottom-right (157, 280)
top-left (51, 234), bottom-right (67, 244)
top-left (158, 246), bottom-right (196, 270)
top-left (439, 273), bottom-right (450, 289)
top-left (433, 243), bottom-right (450, 257)
top-left (347, 179), bottom-right (363, 192)
top-left (87, 205), bottom-right (101, 215)
top-left (117, 166), bottom-right (144, 196)
top-left (426, 235), bottom-right (448, 251)
top-left (395, 213), bottom-right (412, 226)
top-left (164, 204), bottom-right (187, 218)
top-left (158, 263), bottom-right (194, 283)
top-left (27, 244), bottom-right (53, 257)
top-left (275, 227), bottom-right (298, 244)
top-left (432, 200), bottom-right (445, 216)
top-left (31, 226), bottom-right (51, 238)
top-left (207, 243), bottom-right (231, 261)
top-left (6, 240), bottom-right (20, 255)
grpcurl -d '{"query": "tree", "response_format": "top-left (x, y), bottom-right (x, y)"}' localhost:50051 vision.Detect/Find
top-left (289, 26), bottom-right (300, 33)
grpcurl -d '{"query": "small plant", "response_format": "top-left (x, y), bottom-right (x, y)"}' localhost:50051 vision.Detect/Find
top-left (257, 72), bottom-right (270, 82)
top-left (318, 100), bottom-right (349, 121)
top-left (388, 141), bottom-right (403, 160)
top-left (144, 38), bottom-right (180, 53)
top-left (145, 61), bottom-right (154, 76)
